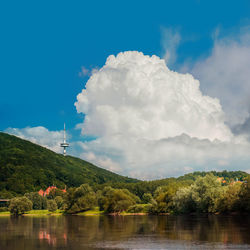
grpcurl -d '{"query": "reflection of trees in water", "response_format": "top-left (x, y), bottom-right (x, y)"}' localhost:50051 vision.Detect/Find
top-left (65, 215), bottom-right (250, 245)
top-left (0, 215), bottom-right (249, 249)
top-left (154, 215), bottom-right (250, 244)
top-left (38, 216), bottom-right (67, 247)
top-left (0, 216), bottom-right (68, 250)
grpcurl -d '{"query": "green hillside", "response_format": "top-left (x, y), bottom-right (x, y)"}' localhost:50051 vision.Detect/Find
top-left (0, 132), bottom-right (139, 197)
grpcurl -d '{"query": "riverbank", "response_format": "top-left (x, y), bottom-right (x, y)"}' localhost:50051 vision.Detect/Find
top-left (0, 210), bottom-right (63, 216)
top-left (0, 210), bottom-right (246, 217)
top-left (0, 208), bottom-right (103, 216)
top-left (0, 210), bottom-right (148, 216)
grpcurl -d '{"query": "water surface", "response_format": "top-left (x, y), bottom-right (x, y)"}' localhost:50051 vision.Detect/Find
top-left (0, 215), bottom-right (249, 249)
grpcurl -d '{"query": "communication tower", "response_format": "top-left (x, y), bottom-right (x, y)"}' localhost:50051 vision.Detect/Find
top-left (60, 123), bottom-right (69, 156)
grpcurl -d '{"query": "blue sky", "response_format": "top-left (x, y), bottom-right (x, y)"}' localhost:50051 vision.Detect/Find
top-left (2, 1), bottom-right (250, 178)
top-left (1, 0), bottom-right (250, 131)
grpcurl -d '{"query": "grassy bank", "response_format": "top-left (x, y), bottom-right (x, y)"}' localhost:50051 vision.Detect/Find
top-left (0, 208), bottom-right (149, 216)
top-left (76, 207), bottom-right (104, 216)
top-left (0, 209), bottom-right (64, 216)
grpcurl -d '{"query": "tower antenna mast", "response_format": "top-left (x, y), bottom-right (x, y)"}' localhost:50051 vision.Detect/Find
top-left (60, 123), bottom-right (69, 156)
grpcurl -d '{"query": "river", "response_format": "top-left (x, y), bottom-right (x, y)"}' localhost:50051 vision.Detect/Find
top-left (0, 215), bottom-right (249, 249)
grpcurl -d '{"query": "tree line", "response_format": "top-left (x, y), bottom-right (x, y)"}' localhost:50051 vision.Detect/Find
top-left (3, 173), bottom-right (249, 216)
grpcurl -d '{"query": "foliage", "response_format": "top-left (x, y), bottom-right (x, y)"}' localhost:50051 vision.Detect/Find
top-left (0, 132), bottom-right (139, 196)
top-left (142, 193), bottom-right (154, 204)
top-left (190, 174), bottom-right (225, 213)
top-left (173, 174), bottom-right (226, 213)
top-left (173, 186), bottom-right (194, 213)
top-left (64, 184), bottom-right (97, 213)
top-left (94, 178), bottom-right (192, 201)
top-left (0, 207), bottom-right (8, 212)
top-left (24, 192), bottom-right (47, 210)
top-left (218, 183), bottom-right (242, 212)
top-left (55, 196), bottom-right (64, 210)
top-left (47, 199), bottom-right (58, 212)
top-left (46, 189), bottom-right (66, 200)
top-left (9, 196), bottom-right (32, 215)
top-left (150, 181), bottom-right (187, 213)
top-left (178, 170), bottom-right (248, 183)
top-left (0, 189), bottom-right (14, 199)
top-left (238, 175), bottom-right (250, 212)
top-left (127, 204), bottom-right (152, 213)
top-left (99, 186), bottom-right (140, 213)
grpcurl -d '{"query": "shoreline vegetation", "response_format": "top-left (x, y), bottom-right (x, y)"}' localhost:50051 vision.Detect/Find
top-left (1, 172), bottom-right (249, 217)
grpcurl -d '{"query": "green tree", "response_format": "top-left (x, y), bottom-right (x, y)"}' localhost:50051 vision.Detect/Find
top-left (65, 184), bottom-right (97, 214)
top-left (152, 183), bottom-right (183, 213)
top-left (55, 196), bottom-right (64, 210)
top-left (142, 193), bottom-right (154, 204)
top-left (173, 186), bottom-right (195, 213)
top-left (24, 192), bottom-right (47, 210)
top-left (100, 186), bottom-right (139, 213)
top-left (47, 199), bottom-right (58, 212)
top-left (173, 174), bottom-right (225, 213)
top-left (218, 183), bottom-right (242, 212)
top-left (238, 175), bottom-right (250, 212)
top-left (191, 174), bottom-right (225, 213)
top-left (46, 189), bottom-right (65, 200)
top-left (9, 197), bottom-right (33, 216)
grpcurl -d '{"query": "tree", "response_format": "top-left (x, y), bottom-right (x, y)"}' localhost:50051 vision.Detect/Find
top-left (238, 175), bottom-right (250, 212)
top-left (9, 197), bottom-right (33, 216)
top-left (218, 183), bottom-right (242, 212)
top-left (191, 174), bottom-right (225, 213)
top-left (24, 192), bottom-right (47, 210)
top-left (100, 186), bottom-right (139, 213)
top-left (46, 188), bottom-right (65, 200)
top-left (55, 196), bottom-right (64, 210)
top-left (47, 199), bottom-right (57, 212)
top-left (142, 193), bottom-right (154, 204)
top-left (152, 183), bottom-right (183, 213)
top-left (64, 184), bottom-right (97, 214)
top-left (173, 186), bottom-right (195, 213)
top-left (173, 174), bottom-right (225, 213)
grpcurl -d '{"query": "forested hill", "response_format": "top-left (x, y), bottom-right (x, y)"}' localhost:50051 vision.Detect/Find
top-left (0, 132), bottom-right (248, 199)
top-left (0, 132), bottom-right (139, 196)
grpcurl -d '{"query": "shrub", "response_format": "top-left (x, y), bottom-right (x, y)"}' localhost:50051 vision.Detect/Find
top-left (9, 197), bottom-right (33, 216)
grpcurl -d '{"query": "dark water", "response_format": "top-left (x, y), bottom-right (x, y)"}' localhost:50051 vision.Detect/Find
top-left (0, 215), bottom-right (249, 250)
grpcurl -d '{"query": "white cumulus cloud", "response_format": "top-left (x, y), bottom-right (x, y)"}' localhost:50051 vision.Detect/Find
top-left (75, 51), bottom-right (250, 179)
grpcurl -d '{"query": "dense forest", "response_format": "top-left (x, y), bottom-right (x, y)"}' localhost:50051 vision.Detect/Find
top-left (0, 132), bottom-right (138, 197)
top-left (0, 132), bottom-right (249, 215)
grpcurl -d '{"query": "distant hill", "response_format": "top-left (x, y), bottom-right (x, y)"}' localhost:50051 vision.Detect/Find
top-left (177, 170), bottom-right (248, 182)
top-left (0, 132), bottom-right (139, 196)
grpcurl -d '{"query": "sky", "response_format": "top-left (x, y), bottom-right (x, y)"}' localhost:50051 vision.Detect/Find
top-left (1, 0), bottom-right (250, 179)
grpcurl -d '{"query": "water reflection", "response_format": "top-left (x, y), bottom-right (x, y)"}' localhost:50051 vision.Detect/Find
top-left (0, 215), bottom-right (249, 249)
